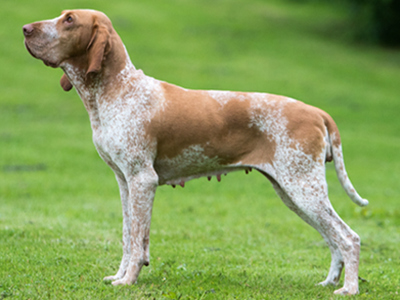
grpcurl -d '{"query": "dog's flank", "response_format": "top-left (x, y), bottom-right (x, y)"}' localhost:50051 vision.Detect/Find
top-left (23, 9), bottom-right (367, 295)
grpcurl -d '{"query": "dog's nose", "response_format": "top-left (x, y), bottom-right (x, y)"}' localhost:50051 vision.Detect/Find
top-left (23, 24), bottom-right (34, 37)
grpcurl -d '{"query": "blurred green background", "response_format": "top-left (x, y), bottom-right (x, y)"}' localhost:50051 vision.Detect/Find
top-left (1, 0), bottom-right (399, 299)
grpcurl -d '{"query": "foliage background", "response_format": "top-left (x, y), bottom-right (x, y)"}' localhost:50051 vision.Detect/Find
top-left (341, 0), bottom-right (400, 46)
top-left (0, 0), bottom-right (399, 299)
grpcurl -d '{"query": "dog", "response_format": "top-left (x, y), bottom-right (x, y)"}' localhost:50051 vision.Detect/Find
top-left (23, 9), bottom-right (368, 295)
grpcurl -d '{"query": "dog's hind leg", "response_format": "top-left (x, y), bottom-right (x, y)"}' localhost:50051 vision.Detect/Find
top-left (317, 240), bottom-right (344, 287)
top-left (271, 180), bottom-right (344, 286)
top-left (268, 164), bottom-right (361, 295)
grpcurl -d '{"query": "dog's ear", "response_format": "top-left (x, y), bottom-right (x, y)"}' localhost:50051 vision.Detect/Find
top-left (86, 20), bottom-right (111, 78)
top-left (60, 74), bottom-right (73, 91)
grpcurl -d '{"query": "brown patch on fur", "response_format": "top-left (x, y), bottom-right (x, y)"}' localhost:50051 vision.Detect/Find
top-left (283, 102), bottom-right (330, 161)
top-left (149, 83), bottom-right (276, 166)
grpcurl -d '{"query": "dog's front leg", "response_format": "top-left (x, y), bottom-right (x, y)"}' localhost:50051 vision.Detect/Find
top-left (111, 167), bottom-right (158, 286)
top-left (104, 173), bottom-right (131, 281)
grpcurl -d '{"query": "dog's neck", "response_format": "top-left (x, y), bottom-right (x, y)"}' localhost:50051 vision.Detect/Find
top-left (61, 43), bottom-right (138, 130)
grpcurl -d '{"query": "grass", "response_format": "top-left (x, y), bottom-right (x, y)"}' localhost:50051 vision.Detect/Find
top-left (1, 0), bottom-right (400, 298)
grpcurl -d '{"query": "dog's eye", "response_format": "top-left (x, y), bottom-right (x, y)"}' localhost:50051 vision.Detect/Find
top-left (65, 16), bottom-right (73, 24)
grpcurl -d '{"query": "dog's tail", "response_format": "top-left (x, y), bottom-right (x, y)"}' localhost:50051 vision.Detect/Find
top-left (323, 112), bottom-right (369, 207)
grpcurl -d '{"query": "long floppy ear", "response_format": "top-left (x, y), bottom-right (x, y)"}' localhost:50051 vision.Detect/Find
top-left (60, 74), bottom-right (73, 91)
top-left (86, 21), bottom-right (111, 79)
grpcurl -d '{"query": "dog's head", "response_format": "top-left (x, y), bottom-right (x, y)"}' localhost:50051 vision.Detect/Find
top-left (23, 10), bottom-right (114, 91)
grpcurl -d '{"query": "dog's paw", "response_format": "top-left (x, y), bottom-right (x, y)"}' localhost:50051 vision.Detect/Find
top-left (317, 278), bottom-right (339, 287)
top-left (112, 278), bottom-right (135, 286)
top-left (334, 287), bottom-right (359, 295)
top-left (103, 275), bottom-right (121, 281)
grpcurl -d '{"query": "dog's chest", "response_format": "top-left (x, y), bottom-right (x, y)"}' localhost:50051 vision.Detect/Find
top-left (91, 77), bottom-right (162, 166)
top-left (91, 104), bottom-right (148, 165)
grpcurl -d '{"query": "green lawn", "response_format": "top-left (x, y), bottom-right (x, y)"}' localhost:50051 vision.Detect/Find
top-left (1, 0), bottom-right (399, 299)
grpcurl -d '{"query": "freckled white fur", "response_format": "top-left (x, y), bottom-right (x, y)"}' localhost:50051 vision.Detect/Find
top-left (331, 135), bottom-right (368, 207)
top-left (41, 16), bottom-right (61, 39)
top-left (207, 90), bottom-right (247, 106)
top-left (27, 11), bottom-right (367, 295)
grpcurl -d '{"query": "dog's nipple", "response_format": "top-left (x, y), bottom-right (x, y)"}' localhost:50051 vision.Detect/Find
top-left (245, 168), bottom-right (253, 174)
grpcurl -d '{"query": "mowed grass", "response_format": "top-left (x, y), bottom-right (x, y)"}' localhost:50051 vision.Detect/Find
top-left (1, 0), bottom-right (400, 299)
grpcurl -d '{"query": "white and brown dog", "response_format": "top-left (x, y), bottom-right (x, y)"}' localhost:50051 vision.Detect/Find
top-left (23, 9), bottom-right (368, 295)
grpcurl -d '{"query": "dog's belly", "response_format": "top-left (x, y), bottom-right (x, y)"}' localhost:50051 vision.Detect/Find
top-left (154, 143), bottom-right (248, 186)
